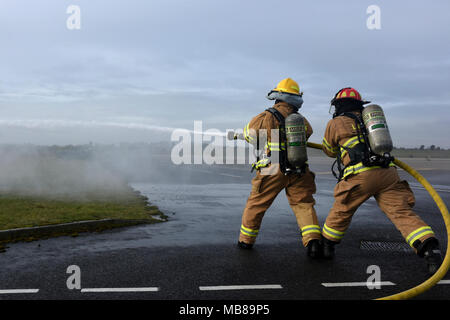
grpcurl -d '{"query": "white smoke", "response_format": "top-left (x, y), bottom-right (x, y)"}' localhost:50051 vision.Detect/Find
top-left (0, 145), bottom-right (129, 200)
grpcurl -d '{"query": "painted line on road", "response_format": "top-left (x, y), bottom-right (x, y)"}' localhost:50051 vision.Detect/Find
top-left (410, 185), bottom-right (450, 190)
top-left (81, 287), bottom-right (160, 293)
top-left (0, 289), bottom-right (39, 294)
top-left (438, 280), bottom-right (450, 285)
top-left (199, 284), bottom-right (283, 291)
top-left (218, 173), bottom-right (242, 178)
top-left (410, 186), bottom-right (450, 194)
top-left (398, 168), bottom-right (437, 171)
top-left (321, 282), bottom-right (395, 288)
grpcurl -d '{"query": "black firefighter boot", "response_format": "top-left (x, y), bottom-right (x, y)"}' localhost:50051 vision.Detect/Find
top-left (237, 241), bottom-right (253, 250)
top-left (414, 237), bottom-right (442, 275)
top-left (322, 238), bottom-right (338, 260)
top-left (306, 239), bottom-right (322, 259)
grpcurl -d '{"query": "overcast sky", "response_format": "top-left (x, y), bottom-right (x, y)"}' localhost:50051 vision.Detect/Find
top-left (0, 0), bottom-right (449, 147)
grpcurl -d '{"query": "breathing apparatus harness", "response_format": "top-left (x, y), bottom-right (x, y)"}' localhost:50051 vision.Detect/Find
top-left (331, 111), bottom-right (394, 181)
top-left (263, 107), bottom-right (307, 175)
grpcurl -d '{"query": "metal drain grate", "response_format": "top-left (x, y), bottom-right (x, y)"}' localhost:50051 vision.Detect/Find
top-left (360, 240), bottom-right (413, 254)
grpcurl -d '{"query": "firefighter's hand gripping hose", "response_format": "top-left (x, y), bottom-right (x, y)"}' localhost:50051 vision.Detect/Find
top-left (307, 141), bottom-right (450, 300)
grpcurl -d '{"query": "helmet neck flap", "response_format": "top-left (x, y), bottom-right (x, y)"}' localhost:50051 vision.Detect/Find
top-left (267, 90), bottom-right (304, 110)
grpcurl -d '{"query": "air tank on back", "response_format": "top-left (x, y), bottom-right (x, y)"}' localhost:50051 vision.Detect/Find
top-left (285, 113), bottom-right (308, 168)
top-left (362, 104), bottom-right (393, 155)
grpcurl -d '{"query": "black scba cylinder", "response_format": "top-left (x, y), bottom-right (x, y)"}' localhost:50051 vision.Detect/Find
top-left (285, 113), bottom-right (308, 168)
top-left (362, 104), bottom-right (393, 155)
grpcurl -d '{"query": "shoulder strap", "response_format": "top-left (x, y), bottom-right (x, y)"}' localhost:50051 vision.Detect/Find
top-left (265, 107), bottom-right (289, 173)
top-left (266, 107), bottom-right (285, 126)
top-left (341, 112), bottom-right (364, 128)
top-left (341, 112), bottom-right (362, 124)
top-left (341, 112), bottom-right (367, 144)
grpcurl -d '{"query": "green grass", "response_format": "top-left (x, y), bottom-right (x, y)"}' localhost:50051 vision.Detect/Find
top-left (0, 187), bottom-right (166, 231)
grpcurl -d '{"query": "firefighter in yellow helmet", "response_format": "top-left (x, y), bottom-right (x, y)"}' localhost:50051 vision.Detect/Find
top-left (237, 78), bottom-right (322, 258)
top-left (321, 87), bottom-right (442, 274)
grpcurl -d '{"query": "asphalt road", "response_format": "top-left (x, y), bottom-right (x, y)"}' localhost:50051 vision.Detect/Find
top-left (0, 157), bottom-right (449, 303)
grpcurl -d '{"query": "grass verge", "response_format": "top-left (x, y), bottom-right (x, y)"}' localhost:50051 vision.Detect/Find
top-left (0, 186), bottom-right (167, 249)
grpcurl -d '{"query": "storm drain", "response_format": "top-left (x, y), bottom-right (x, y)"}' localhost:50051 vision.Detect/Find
top-left (360, 240), bottom-right (413, 254)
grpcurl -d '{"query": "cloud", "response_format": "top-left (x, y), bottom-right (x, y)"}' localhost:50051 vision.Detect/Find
top-left (0, 0), bottom-right (449, 147)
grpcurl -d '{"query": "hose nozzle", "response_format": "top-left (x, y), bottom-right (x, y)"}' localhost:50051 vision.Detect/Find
top-left (227, 131), bottom-right (244, 141)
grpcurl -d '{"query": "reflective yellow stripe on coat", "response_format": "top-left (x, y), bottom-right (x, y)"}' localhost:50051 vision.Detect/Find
top-left (252, 158), bottom-right (271, 170)
top-left (243, 123), bottom-right (254, 143)
top-left (322, 137), bottom-right (338, 154)
top-left (340, 136), bottom-right (364, 158)
top-left (342, 161), bottom-right (396, 179)
top-left (266, 141), bottom-right (286, 152)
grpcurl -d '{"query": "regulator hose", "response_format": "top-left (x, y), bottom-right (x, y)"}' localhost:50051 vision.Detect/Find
top-left (307, 142), bottom-right (450, 300)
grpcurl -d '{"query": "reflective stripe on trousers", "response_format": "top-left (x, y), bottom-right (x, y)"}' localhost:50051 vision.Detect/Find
top-left (240, 224), bottom-right (259, 238)
top-left (406, 226), bottom-right (435, 248)
top-left (301, 224), bottom-right (321, 237)
top-left (322, 223), bottom-right (345, 241)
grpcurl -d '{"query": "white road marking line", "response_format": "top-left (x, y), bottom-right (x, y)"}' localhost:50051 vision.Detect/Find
top-left (321, 282), bottom-right (395, 288)
top-left (218, 173), bottom-right (242, 178)
top-left (199, 284), bottom-right (283, 291)
top-left (410, 186), bottom-right (450, 193)
top-left (438, 280), bottom-right (450, 285)
top-left (81, 287), bottom-right (160, 293)
top-left (0, 289), bottom-right (39, 294)
top-left (398, 168), bottom-right (437, 171)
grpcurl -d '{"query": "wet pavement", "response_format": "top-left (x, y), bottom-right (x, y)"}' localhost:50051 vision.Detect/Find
top-left (0, 157), bottom-right (449, 300)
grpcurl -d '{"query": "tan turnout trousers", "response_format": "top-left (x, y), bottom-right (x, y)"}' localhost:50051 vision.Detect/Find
top-left (323, 167), bottom-right (435, 249)
top-left (239, 164), bottom-right (321, 247)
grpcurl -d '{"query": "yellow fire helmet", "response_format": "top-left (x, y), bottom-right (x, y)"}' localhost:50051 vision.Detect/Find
top-left (271, 78), bottom-right (303, 96)
top-left (267, 78), bottom-right (304, 109)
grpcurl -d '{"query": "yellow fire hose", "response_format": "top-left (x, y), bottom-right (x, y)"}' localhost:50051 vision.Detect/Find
top-left (307, 142), bottom-right (450, 300)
